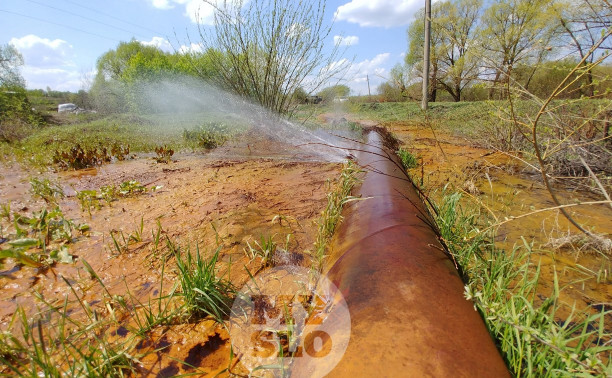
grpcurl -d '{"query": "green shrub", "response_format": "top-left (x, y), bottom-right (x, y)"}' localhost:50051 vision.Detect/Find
top-left (172, 242), bottom-right (235, 322)
top-left (183, 122), bottom-right (230, 149)
top-left (0, 87), bottom-right (44, 142)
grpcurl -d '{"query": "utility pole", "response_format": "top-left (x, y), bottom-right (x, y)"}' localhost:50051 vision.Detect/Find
top-left (421, 0), bottom-right (431, 110)
top-left (367, 74), bottom-right (371, 100)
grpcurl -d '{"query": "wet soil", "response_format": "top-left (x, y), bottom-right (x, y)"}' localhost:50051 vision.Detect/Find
top-left (378, 119), bottom-right (612, 315)
top-left (0, 147), bottom-right (341, 376)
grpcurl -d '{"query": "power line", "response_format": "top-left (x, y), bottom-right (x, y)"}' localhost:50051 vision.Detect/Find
top-left (61, 0), bottom-right (166, 37)
top-left (0, 9), bottom-right (120, 42)
top-left (22, 0), bottom-right (145, 39)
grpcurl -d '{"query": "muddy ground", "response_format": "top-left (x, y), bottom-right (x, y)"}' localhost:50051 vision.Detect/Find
top-left (380, 119), bottom-right (612, 317)
top-left (1, 113), bottom-right (611, 375)
top-left (0, 146), bottom-right (341, 375)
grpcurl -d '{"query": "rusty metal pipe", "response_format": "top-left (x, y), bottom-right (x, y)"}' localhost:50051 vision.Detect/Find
top-left (294, 129), bottom-right (508, 377)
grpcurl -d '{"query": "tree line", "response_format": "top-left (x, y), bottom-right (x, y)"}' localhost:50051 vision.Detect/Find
top-left (1, 0), bottom-right (343, 122)
top-left (379, 0), bottom-right (612, 102)
top-left (89, 0), bottom-right (343, 115)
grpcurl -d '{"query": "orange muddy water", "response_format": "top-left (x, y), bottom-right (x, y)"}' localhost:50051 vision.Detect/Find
top-left (380, 119), bottom-right (612, 318)
top-left (0, 148), bottom-right (341, 376)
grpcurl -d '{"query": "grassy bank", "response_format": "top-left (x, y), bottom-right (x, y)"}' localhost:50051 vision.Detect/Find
top-left (348, 99), bottom-right (611, 137)
top-left (389, 112), bottom-right (612, 375)
top-left (430, 189), bottom-right (611, 376)
top-left (0, 113), bottom-right (249, 168)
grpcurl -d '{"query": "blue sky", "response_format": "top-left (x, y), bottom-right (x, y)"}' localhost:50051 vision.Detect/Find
top-left (0, 0), bottom-right (429, 95)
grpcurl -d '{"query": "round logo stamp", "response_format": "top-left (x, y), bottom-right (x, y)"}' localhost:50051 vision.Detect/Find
top-left (229, 265), bottom-right (350, 376)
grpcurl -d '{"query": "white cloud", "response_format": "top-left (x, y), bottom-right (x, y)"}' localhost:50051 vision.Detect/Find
top-left (335, 53), bottom-right (391, 95)
top-left (354, 53), bottom-right (390, 75)
top-left (335, 0), bottom-right (430, 28)
top-left (334, 35), bottom-right (359, 46)
top-left (139, 36), bottom-right (203, 54)
top-left (9, 34), bottom-right (85, 91)
top-left (150, 0), bottom-right (174, 9)
top-left (9, 35), bottom-right (74, 68)
top-left (178, 42), bottom-right (204, 54)
top-left (183, 0), bottom-right (217, 25)
top-left (147, 0), bottom-right (243, 25)
top-left (140, 36), bottom-right (174, 52)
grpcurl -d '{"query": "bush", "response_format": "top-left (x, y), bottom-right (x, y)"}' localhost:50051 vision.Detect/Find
top-left (182, 122), bottom-right (230, 149)
top-left (0, 86), bottom-right (44, 142)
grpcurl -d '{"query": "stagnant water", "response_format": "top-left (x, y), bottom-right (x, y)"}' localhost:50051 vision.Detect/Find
top-left (383, 120), bottom-right (612, 316)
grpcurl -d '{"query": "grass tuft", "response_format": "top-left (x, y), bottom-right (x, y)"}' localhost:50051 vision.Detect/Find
top-left (29, 177), bottom-right (65, 206)
top-left (171, 240), bottom-right (235, 322)
top-left (397, 147), bottom-right (418, 169)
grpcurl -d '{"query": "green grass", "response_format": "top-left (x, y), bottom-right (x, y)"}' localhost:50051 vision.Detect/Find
top-left (29, 177), bottom-right (65, 206)
top-left (171, 240), bottom-right (235, 322)
top-left (397, 147), bottom-right (418, 169)
top-left (0, 248), bottom-right (185, 376)
top-left (311, 161), bottom-right (361, 272)
top-left (182, 121), bottom-right (234, 149)
top-left (0, 112), bottom-right (249, 167)
top-left (431, 189), bottom-right (612, 376)
top-left (245, 234), bottom-right (278, 267)
top-left (347, 98), bottom-right (612, 146)
top-left (0, 277), bottom-right (141, 377)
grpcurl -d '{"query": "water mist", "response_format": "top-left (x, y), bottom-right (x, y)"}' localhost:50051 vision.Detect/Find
top-left (128, 75), bottom-right (351, 162)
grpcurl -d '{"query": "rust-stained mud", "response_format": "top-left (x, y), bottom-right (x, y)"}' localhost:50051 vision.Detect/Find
top-left (378, 119), bottom-right (612, 315)
top-left (0, 151), bottom-right (341, 376)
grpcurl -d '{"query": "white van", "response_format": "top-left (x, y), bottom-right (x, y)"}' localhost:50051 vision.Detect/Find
top-left (58, 103), bottom-right (78, 113)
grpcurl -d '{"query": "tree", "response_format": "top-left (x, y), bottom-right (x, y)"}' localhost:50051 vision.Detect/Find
top-left (194, 0), bottom-right (347, 114)
top-left (434, 0), bottom-right (482, 102)
top-left (477, 0), bottom-right (557, 98)
top-left (512, 59), bottom-right (583, 99)
top-left (292, 87), bottom-right (308, 104)
top-left (377, 63), bottom-right (413, 102)
top-left (390, 63), bottom-right (411, 97)
top-left (91, 40), bottom-right (214, 113)
top-left (0, 44), bottom-right (43, 142)
top-left (0, 44), bottom-right (25, 88)
top-left (91, 41), bottom-right (157, 112)
top-left (553, 0), bottom-right (612, 97)
top-left (407, 0), bottom-right (482, 102)
top-left (317, 84), bottom-right (350, 102)
top-left (377, 82), bottom-right (403, 102)
top-left (406, 5), bottom-right (445, 102)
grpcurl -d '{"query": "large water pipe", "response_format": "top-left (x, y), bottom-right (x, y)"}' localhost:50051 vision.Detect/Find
top-left (294, 128), bottom-right (508, 377)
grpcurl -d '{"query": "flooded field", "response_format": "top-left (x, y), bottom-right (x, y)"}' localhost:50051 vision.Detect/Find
top-left (1, 109), bottom-right (610, 375)
top-left (0, 145), bottom-right (342, 375)
top-left (383, 120), bottom-right (612, 316)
